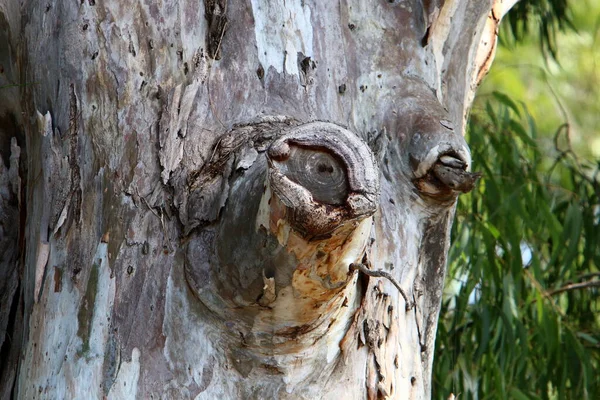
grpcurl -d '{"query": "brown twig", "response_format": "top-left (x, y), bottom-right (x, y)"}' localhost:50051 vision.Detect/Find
top-left (546, 280), bottom-right (600, 297)
top-left (136, 187), bottom-right (161, 219)
top-left (576, 272), bottom-right (600, 281)
top-left (528, 270), bottom-right (600, 306)
top-left (135, 188), bottom-right (174, 253)
top-left (213, 20), bottom-right (228, 61)
top-left (350, 263), bottom-right (414, 310)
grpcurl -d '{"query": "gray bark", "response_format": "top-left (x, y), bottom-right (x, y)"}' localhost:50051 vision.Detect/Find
top-left (0, 0), bottom-right (515, 399)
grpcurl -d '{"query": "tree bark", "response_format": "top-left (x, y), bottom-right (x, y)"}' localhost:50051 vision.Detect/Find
top-left (0, 0), bottom-right (515, 399)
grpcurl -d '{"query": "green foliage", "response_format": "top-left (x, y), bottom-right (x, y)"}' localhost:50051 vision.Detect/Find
top-left (433, 99), bottom-right (600, 400)
top-left (484, 0), bottom-right (600, 160)
top-left (503, 0), bottom-right (573, 59)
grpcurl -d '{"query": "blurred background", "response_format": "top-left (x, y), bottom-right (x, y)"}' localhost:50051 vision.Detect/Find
top-left (434, 1), bottom-right (600, 399)
top-left (482, 0), bottom-right (600, 159)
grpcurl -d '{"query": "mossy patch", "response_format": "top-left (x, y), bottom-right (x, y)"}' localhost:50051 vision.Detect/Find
top-left (77, 260), bottom-right (99, 356)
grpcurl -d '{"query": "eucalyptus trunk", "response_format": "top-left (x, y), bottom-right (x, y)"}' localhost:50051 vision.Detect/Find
top-left (0, 1), bottom-right (515, 399)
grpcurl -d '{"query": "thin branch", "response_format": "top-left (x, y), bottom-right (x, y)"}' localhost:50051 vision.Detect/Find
top-left (528, 271), bottom-right (600, 306)
top-left (412, 293), bottom-right (426, 351)
top-left (546, 280), bottom-right (600, 297)
top-left (577, 272), bottom-right (600, 281)
top-left (158, 207), bottom-right (174, 253)
top-left (349, 263), bottom-right (413, 310)
top-left (135, 188), bottom-right (174, 253)
top-left (525, 269), bottom-right (565, 315)
top-left (207, 135), bottom-right (225, 164)
top-left (213, 20), bottom-right (228, 61)
top-left (135, 187), bottom-right (161, 219)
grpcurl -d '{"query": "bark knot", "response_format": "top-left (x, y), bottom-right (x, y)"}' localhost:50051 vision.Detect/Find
top-left (267, 122), bottom-right (379, 239)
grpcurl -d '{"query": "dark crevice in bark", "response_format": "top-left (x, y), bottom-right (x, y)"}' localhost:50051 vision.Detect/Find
top-left (0, 109), bottom-right (22, 399)
top-left (0, 284), bottom-right (22, 400)
top-left (0, 114), bottom-right (20, 168)
top-left (204, 0), bottom-right (228, 60)
top-left (417, 211), bottom-right (453, 394)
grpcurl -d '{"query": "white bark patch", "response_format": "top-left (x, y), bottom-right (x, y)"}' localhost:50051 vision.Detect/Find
top-left (352, 70), bottom-right (385, 133)
top-left (323, 281), bottom-right (360, 364)
top-left (163, 271), bottom-right (232, 398)
top-left (428, 0), bottom-right (461, 99)
top-left (19, 242), bottom-right (115, 399)
top-left (18, 261), bottom-right (77, 396)
top-left (471, 0), bottom-right (519, 103)
top-left (255, 183), bottom-right (272, 232)
top-left (413, 143), bottom-right (472, 179)
top-left (34, 241), bottom-right (49, 303)
top-left (107, 348), bottom-right (141, 400)
top-left (459, 6), bottom-right (500, 131)
top-left (66, 242), bottom-right (116, 398)
top-left (250, 0), bottom-right (313, 75)
top-left (52, 199), bottom-right (70, 236)
top-left (235, 146), bottom-right (259, 171)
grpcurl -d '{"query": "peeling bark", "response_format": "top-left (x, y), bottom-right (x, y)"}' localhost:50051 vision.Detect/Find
top-left (0, 0), bottom-right (516, 399)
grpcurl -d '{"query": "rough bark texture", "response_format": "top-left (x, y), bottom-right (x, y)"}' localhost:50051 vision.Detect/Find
top-left (0, 0), bottom-right (515, 399)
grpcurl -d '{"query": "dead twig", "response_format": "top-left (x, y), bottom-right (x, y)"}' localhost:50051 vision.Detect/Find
top-left (528, 270), bottom-right (600, 306)
top-left (136, 187), bottom-right (161, 219)
top-left (135, 188), bottom-right (174, 253)
top-left (576, 272), bottom-right (600, 281)
top-left (546, 280), bottom-right (600, 297)
top-left (350, 263), bottom-right (414, 310)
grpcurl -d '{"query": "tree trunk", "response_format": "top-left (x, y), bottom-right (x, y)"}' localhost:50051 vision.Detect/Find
top-left (0, 1), bottom-right (515, 399)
